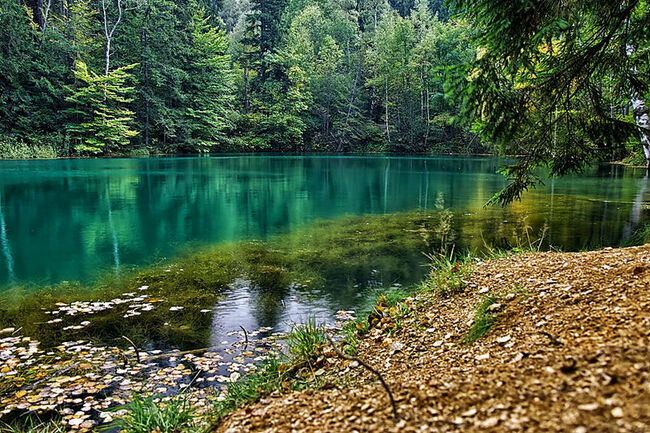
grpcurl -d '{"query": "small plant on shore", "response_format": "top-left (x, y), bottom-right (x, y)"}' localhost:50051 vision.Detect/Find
top-left (422, 252), bottom-right (472, 296)
top-left (464, 295), bottom-right (497, 344)
top-left (212, 357), bottom-right (285, 420)
top-left (0, 418), bottom-right (64, 433)
top-left (286, 318), bottom-right (326, 363)
top-left (341, 320), bottom-right (362, 355)
top-left (111, 393), bottom-right (195, 433)
top-left (511, 216), bottom-right (549, 252)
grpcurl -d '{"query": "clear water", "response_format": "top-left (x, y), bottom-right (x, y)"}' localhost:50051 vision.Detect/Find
top-left (0, 155), bottom-right (648, 289)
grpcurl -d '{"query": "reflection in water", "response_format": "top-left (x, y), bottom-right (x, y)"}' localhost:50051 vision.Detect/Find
top-left (209, 280), bottom-right (334, 348)
top-left (624, 173), bottom-right (648, 238)
top-left (106, 185), bottom-right (120, 274)
top-left (0, 155), bottom-right (648, 350)
top-left (0, 193), bottom-right (15, 284)
top-left (0, 156), bottom-right (647, 288)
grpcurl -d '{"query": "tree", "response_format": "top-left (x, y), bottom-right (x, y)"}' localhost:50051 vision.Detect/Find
top-left (65, 60), bottom-right (138, 153)
top-left (448, 0), bottom-right (650, 203)
top-left (184, 8), bottom-right (238, 151)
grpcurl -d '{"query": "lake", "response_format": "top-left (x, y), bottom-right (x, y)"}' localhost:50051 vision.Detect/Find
top-left (0, 155), bottom-right (648, 349)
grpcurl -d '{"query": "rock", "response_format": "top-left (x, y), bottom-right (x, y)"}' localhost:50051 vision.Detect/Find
top-left (611, 407), bottom-right (623, 418)
top-left (479, 417), bottom-right (499, 428)
top-left (462, 407), bottom-right (477, 417)
top-left (487, 303), bottom-right (502, 312)
top-left (577, 402), bottom-right (599, 411)
top-left (476, 353), bottom-right (490, 361)
top-left (497, 335), bottom-right (511, 344)
top-left (389, 341), bottom-right (404, 354)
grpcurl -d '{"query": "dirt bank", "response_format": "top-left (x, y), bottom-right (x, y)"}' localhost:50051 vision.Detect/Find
top-left (216, 246), bottom-right (650, 432)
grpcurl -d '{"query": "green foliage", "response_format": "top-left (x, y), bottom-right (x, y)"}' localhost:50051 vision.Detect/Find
top-left (212, 357), bottom-right (284, 420)
top-left (65, 61), bottom-right (138, 154)
top-left (286, 318), bottom-right (326, 365)
top-left (464, 295), bottom-right (496, 344)
top-left (0, 419), bottom-right (64, 433)
top-left (449, 0), bottom-right (650, 203)
top-left (0, 137), bottom-right (58, 159)
top-left (113, 393), bottom-right (195, 433)
top-left (0, 0), bottom-right (481, 155)
top-left (422, 253), bottom-right (472, 296)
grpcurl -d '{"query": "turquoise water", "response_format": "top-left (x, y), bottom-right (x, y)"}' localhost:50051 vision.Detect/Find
top-left (0, 155), bottom-right (648, 289)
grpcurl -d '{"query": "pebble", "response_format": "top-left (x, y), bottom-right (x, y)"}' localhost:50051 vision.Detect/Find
top-left (611, 407), bottom-right (623, 418)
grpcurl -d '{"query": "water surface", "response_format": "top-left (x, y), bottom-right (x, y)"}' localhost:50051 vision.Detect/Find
top-left (0, 155), bottom-right (647, 288)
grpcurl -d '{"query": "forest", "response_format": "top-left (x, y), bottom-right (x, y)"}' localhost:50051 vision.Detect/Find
top-left (1, 0), bottom-right (649, 200)
top-left (0, 0), bottom-right (481, 156)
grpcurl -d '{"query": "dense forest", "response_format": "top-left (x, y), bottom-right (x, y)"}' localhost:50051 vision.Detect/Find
top-left (0, 0), bottom-right (481, 156)
top-left (1, 0), bottom-right (649, 199)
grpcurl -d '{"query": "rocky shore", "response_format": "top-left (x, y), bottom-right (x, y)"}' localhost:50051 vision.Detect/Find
top-left (217, 246), bottom-right (650, 432)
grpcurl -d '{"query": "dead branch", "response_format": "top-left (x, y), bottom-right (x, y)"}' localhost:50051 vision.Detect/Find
top-left (121, 335), bottom-right (141, 364)
top-left (240, 325), bottom-right (249, 351)
top-left (26, 362), bottom-right (79, 390)
top-left (326, 335), bottom-right (399, 420)
top-left (540, 331), bottom-right (562, 346)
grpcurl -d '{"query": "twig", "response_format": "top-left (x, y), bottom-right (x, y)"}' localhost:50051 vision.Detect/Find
top-left (26, 362), bottom-right (79, 390)
top-left (540, 331), bottom-right (562, 346)
top-left (147, 347), bottom-right (210, 360)
top-left (240, 325), bottom-right (249, 351)
top-left (121, 335), bottom-right (141, 364)
top-left (326, 335), bottom-right (399, 420)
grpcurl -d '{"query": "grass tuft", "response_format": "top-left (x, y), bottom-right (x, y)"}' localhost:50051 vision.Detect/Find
top-left (464, 295), bottom-right (497, 344)
top-left (0, 419), bottom-right (64, 433)
top-left (111, 393), bottom-right (195, 433)
top-left (421, 252), bottom-right (472, 296)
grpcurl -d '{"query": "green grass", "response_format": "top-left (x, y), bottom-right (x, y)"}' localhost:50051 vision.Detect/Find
top-left (464, 295), bottom-right (497, 344)
top-left (421, 252), bottom-right (473, 296)
top-left (212, 357), bottom-right (285, 420)
top-left (111, 393), bottom-right (195, 433)
top-left (0, 419), bottom-right (64, 433)
top-left (286, 318), bottom-right (326, 367)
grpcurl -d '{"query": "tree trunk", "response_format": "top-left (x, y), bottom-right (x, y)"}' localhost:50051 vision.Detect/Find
top-left (385, 74), bottom-right (390, 142)
top-left (627, 44), bottom-right (650, 169)
top-left (632, 96), bottom-right (650, 168)
top-left (244, 65), bottom-right (249, 114)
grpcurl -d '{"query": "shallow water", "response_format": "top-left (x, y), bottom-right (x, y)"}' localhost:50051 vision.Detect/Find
top-left (0, 155), bottom-right (649, 349)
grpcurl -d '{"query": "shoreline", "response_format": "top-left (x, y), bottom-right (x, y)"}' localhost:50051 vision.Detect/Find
top-left (215, 246), bottom-right (650, 432)
top-left (2, 245), bottom-right (650, 431)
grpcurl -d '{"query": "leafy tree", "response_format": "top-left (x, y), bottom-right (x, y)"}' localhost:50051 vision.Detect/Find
top-left (449, 0), bottom-right (650, 203)
top-left (65, 61), bottom-right (138, 153)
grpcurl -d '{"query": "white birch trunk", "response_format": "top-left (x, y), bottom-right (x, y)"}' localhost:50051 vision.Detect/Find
top-left (627, 45), bottom-right (650, 168)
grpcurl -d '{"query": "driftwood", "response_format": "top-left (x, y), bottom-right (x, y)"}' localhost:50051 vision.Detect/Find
top-left (326, 335), bottom-right (399, 420)
top-left (121, 335), bottom-right (141, 363)
top-left (240, 325), bottom-right (249, 351)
